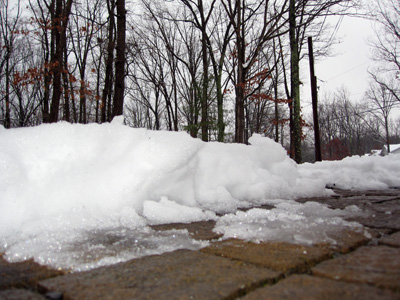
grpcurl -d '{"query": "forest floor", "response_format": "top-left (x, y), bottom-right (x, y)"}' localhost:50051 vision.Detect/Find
top-left (1, 189), bottom-right (400, 300)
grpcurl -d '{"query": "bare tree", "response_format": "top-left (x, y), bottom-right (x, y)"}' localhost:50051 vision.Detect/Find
top-left (178, 0), bottom-right (217, 141)
top-left (27, 0), bottom-right (53, 123)
top-left (126, 22), bottom-right (171, 130)
top-left (49, 0), bottom-right (73, 123)
top-left (156, 0), bottom-right (234, 141)
top-left (138, 1), bottom-right (202, 132)
top-left (316, 87), bottom-right (384, 159)
top-left (10, 34), bottom-right (44, 126)
top-left (221, 0), bottom-right (288, 144)
top-left (368, 0), bottom-right (400, 109)
top-left (69, 0), bottom-right (103, 123)
top-left (365, 78), bottom-right (397, 152)
top-left (288, 0), bottom-right (360, 163)
top-left (0, 0), bottom-right (21, 128)
top-left (369, 0), bottom-right (400, 75)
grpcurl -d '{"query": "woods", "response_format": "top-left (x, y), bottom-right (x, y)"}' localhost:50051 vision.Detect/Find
top-left (1, 0), bottom-right (399, 161)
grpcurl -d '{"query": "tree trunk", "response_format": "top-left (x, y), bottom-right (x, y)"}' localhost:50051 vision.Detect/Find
top-left (216, 72), bottom-right (225, 142)
top-left (62, 45), bottom-right (70, 122)
top-left (289, 0), bottom-right (302, 163)
top-left (95, 50), bottom-right (102, 123)
top-left (200, 28), bottom-right (208, 141)
top-left (112, 0), bottom-right (126, 119)
top-left (79, 73), bottom-right (87, 124)
top-left (385, 116), bottom-right (390, 153)
top-left (208, 18), bottom-right (230, 143)
top-left (278, 34), bottom-right (294, 158)
top-left (42, 66), bottom-right (51, 123)
top-left (273, 37), bottom-right (279, 143)
top-left (274, 78), bottom-right (279, 143)
top-left (70, 78), bottom-right (78, 122)
top-left (308, 37), bottom-right (322, 162)
top-left (235, 0), bottom-right (246, 144)
top-left (49, 0), bottom-right (62, 123)
top-left (42, 0), bottom-right (54, 124)
top-left (199, 0), bottom-right (208, 141)
top-left (102, 0), bottom-right (115, 123)
top-left (171, 63), bottom-right (179, 131)
top-left (49, 0), bottom-right (73, 123)
top-left (4, 48), bottom-right (11, 128)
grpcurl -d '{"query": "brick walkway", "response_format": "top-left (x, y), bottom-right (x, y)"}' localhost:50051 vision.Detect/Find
top-left (1, 189), bottom-right (399, 300)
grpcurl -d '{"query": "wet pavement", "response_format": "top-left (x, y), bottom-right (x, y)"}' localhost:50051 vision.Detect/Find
top-left (1, 189), bottom-right (399, 300)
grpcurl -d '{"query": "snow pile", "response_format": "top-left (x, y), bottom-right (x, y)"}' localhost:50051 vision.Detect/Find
top-left (0, 120), bottom-right (398, 271)
top-left (0, 120), bottom-right (325, 237)
top-left (299, 154), bottom-right (400, 190)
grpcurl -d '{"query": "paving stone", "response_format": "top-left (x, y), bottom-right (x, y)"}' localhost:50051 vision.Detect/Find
top-left (312, 246), bottom-right (400, 291)
top-left (333, 189), bottom-right (400, 198)
top-left (0, 255), bottom-right (63, 290)
top-left (150, 220), bottom-right (222, 240)
top-left (201, 239), bottom-right (331, 274)
top-left (349, 212), bottom-right (400, 231)
top-left (0, 290), bottom-right (47, 300)
top-left (379, 232), bottom-right (400, 248)
top-left (367, 200), bottom-right (400, 214)
top-left (38, 249), bottom-right (280, 300)
top-left (296, 190), bottom-right (400, 212)
top-left (240, 275), bottom-right (400, 300)
top-left (297, 191), bottom-right (400, 231)
top-left (240, 204), bottom-right (276, 211)
top-left (295, 196), bottom-right (360, 210)
top-left (315, 229), bottom-right (373, 254)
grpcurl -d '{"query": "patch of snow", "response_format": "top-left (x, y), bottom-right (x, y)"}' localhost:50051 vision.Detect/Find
top-left (3, 225), bottom-right (208, 272)
top-left (214, 200), bottom-right (363, 245)
top-left (298, 154), bottom-right (400, 190)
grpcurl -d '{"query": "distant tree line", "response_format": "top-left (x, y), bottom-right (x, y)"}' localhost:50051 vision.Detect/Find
top-left (2, 0), bottom-right (399, 162)
top-left (302, 0), bottom-right (400, 161)
top-left (301, 87), bottom-right (400, 162)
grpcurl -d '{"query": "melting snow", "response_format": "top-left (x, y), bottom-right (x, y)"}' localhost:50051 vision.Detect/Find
top-left (0, 120), bottom-right (399, 271)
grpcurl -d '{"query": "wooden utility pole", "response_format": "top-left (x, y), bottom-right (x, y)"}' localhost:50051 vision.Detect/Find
top-left (307, 36), bottom-right (322, 162)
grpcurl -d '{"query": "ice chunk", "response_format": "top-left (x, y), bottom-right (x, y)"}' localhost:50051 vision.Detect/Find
top-left (143, 197), bottom-right (217, 224)
top-left (214, 200), bottom-right (363, 245)
top-left (1, 225), bottom-right (208, 272)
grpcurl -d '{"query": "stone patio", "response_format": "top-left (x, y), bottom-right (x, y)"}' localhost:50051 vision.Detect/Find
top-left (1, 189), bottom-right (399, 300)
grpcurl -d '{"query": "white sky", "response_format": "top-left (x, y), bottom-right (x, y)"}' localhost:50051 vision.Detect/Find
top-left (301, 15), bottom-right (400, 119)
top-left (317, 16), bottom-right (372, 100)
top-left (301, 16), bottom-right (373, 105)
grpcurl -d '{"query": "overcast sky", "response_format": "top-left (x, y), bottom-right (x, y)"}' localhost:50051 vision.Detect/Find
top-left (301, 14), bottom-right (400, 119)
top-left (301, 16), bottom-right (374, 105)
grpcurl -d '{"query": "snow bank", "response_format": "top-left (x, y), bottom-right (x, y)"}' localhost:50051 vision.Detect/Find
top-left (0, 121), bottom-right (398, 270)
top-left (0, 121), bottom-right (325, 237)
top-left (299, 154), bottom-right (400, 190)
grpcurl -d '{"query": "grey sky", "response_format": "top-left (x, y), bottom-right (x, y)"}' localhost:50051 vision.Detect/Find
top-left (302, 16), bottom-right (373, 105)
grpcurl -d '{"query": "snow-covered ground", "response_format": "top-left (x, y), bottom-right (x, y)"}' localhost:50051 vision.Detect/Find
top-left (1, 118), bottom-right (399, 271)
